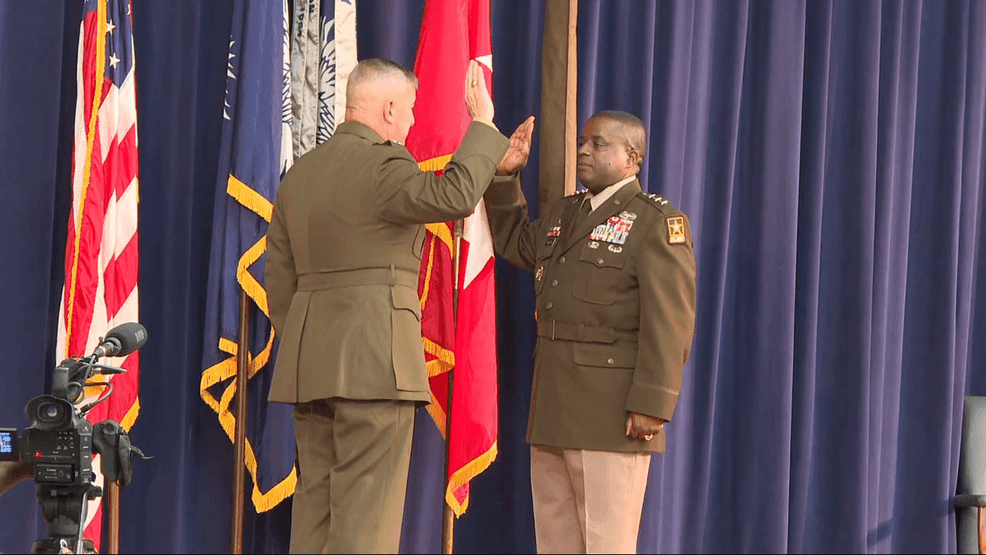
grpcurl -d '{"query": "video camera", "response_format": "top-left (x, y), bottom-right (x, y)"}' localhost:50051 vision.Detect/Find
top-left (0, 322), bottom-right (149, 554)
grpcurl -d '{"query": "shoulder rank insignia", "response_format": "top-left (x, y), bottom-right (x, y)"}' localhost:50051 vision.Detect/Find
top-left (667, 216), bottom-right (686, 244)
top-left (644, 193), bottom-right (669, 205)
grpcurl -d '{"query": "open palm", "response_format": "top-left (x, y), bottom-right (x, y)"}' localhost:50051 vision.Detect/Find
top-left (497, 116), bottom-right (535, 175)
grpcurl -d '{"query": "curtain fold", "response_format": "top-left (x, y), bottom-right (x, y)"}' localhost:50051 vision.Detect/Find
top-left (0, 0), bottom-right (78, 548)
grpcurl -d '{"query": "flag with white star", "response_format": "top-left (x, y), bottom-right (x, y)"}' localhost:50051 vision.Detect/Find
top-left (56, 0), bottom-right (141, 550)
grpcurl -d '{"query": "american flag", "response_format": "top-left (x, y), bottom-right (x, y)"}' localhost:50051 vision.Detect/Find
top-left (55, 0), bottom-right (140, 549)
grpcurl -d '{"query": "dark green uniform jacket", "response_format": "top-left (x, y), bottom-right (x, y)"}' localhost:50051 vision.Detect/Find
top-left (485, 177), bottom-right (697, 453)
top-left (266, 120), bottom-right (509, 405)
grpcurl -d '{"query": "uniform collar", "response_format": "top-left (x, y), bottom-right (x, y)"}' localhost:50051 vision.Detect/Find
top-left (583, 175), bottom-right (638, 212)
top-left (336, 120), bottom-right (386, 144)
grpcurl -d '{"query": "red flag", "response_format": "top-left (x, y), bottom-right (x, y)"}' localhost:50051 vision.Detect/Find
top-left (406, 0), bottom-right (498, 517)
top-left (56, 0), bottom-right (141, 549)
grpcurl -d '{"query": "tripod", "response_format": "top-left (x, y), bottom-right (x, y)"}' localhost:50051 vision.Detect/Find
top-left (33, 482), bottom-right (101, 554)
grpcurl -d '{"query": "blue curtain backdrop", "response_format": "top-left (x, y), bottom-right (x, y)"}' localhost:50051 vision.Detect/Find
top-left (1, 1), bottom-right (985, 553)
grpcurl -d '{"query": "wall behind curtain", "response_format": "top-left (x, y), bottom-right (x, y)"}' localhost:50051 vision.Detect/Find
top-left (2, 1), bottom-right (986, 554)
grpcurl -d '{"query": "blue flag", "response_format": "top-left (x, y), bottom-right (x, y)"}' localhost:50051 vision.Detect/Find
top-left (200, 0), bottom-right (297, 512)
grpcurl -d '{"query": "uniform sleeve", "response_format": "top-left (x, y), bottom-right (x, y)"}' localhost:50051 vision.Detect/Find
top-left (624, 211), bottom-right (697, 421)
top-left (483, 173), bottom-right (542, 271)
top-left (265, 193), bottom-right (296, 336)
top-left (374, 121), bottom-right (509, 224)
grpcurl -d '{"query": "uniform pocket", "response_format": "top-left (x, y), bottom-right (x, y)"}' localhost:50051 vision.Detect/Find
top-left (572, 245), bottom-right (626, 305)
top-left (391, 286), bottom-right (426, 392)
top-left (391, 285), bottom-right (422, 321)
top-left (573, 342), bottom-right (637, 369)
top-left (578, 244), bottom-right (626, 269)
top-left (412, 225), bottom-right (426, 260)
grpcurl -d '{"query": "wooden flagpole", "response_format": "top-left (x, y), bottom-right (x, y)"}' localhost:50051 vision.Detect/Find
top-left (442, 219), bottom-right (465, 554)
top-left (230, 290), bottom-right (250, 554)
top-left (106, 482), bottom-right (120, 553)
top-left (540, 0), bottom-right (579, 215)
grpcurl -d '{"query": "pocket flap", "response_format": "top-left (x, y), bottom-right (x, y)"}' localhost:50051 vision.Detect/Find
top-left (573, 342), bottom-right (636, 368)
top-left (579, 245), bottom-right (626, 268)
top-left (391, 285), bottom-right (422, 321)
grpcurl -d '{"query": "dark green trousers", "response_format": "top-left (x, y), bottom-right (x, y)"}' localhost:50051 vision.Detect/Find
top-left (290, 398), bottom-right (416, 554)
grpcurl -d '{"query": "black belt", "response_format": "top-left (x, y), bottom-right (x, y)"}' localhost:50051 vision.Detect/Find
top-left (536, 321), bottom-right (637, 344)
top-left (297, 266), bottom-right (418, 291)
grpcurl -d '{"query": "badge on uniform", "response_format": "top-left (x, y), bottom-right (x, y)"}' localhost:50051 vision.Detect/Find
top-left (667, 216), bottom-right (686, 244)
top-left (536, 266), bottom-right (544, 281)
top-left (589, 213), bottom-right (635, 245)
top-left (545, 225), bottom-right (562, 247)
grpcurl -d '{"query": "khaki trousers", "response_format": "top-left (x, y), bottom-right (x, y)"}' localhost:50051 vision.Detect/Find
top-left (531, 444), bottom-right (652, 554)
top-left (290, 399), bottom-right (415, 554)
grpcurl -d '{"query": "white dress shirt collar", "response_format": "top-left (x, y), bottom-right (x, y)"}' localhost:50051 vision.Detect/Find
top-left (583, 175), bottom-right (637, 213)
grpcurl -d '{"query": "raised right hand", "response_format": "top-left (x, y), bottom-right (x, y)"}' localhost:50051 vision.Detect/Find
top-left (464, 60), bottom-right (495, 122)
top-left (497, 116), bottom-right (535, 175)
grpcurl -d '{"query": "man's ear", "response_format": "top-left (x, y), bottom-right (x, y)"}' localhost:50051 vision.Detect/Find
top-left (382, 100), bottom-right (396, 124)
top-left (627, 148), bottom-right (642, 168)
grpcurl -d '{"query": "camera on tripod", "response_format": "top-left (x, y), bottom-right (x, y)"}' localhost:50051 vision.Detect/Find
top-left (0, 322), bottom-right (149, 554)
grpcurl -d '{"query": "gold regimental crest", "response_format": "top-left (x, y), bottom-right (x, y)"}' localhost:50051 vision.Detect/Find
top-left (667, 216), bottom-right (686, 244)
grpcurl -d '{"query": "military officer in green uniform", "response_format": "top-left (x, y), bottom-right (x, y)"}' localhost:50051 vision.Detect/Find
top-left (485, 110), bottom-right (697, 554)
top-left (265, 59), bottom-right (531, 554)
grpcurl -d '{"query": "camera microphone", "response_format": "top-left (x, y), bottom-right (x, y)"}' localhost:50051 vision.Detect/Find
top-left (91, 322), bottom-right (147, 359)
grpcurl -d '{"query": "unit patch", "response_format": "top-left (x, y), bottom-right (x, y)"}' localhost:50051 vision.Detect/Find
top-left (667, 216), bottom-right (686, 244)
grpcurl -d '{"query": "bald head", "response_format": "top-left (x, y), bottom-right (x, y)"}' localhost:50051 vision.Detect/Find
top-left (345, 59), bottom-right (419, 143)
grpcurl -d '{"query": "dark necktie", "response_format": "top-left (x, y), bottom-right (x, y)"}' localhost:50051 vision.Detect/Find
top-left (575, 198), bottom-right (592, 225)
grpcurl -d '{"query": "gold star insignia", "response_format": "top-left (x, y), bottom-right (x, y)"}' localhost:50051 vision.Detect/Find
top-left (667, 216), bottom-right (686, 244)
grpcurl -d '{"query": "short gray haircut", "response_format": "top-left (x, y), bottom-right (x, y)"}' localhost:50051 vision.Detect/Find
top-left (346, 58), bottom-right (418, 107)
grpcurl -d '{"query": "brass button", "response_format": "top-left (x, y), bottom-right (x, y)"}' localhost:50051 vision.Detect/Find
top-left (559, 256), bottom-right (566, 263)
top-left (551, 279), bottom-right (558, 286)
top-left (597, 258), bottom-right (604, 264)
top-left (607, 358), bottom-right (615, 365)
top-left (546, 302), bottom-right (553, 309)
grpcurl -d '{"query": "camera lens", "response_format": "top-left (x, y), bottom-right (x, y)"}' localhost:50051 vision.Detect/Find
top-left (37, 402), bottom-right (62, 422)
